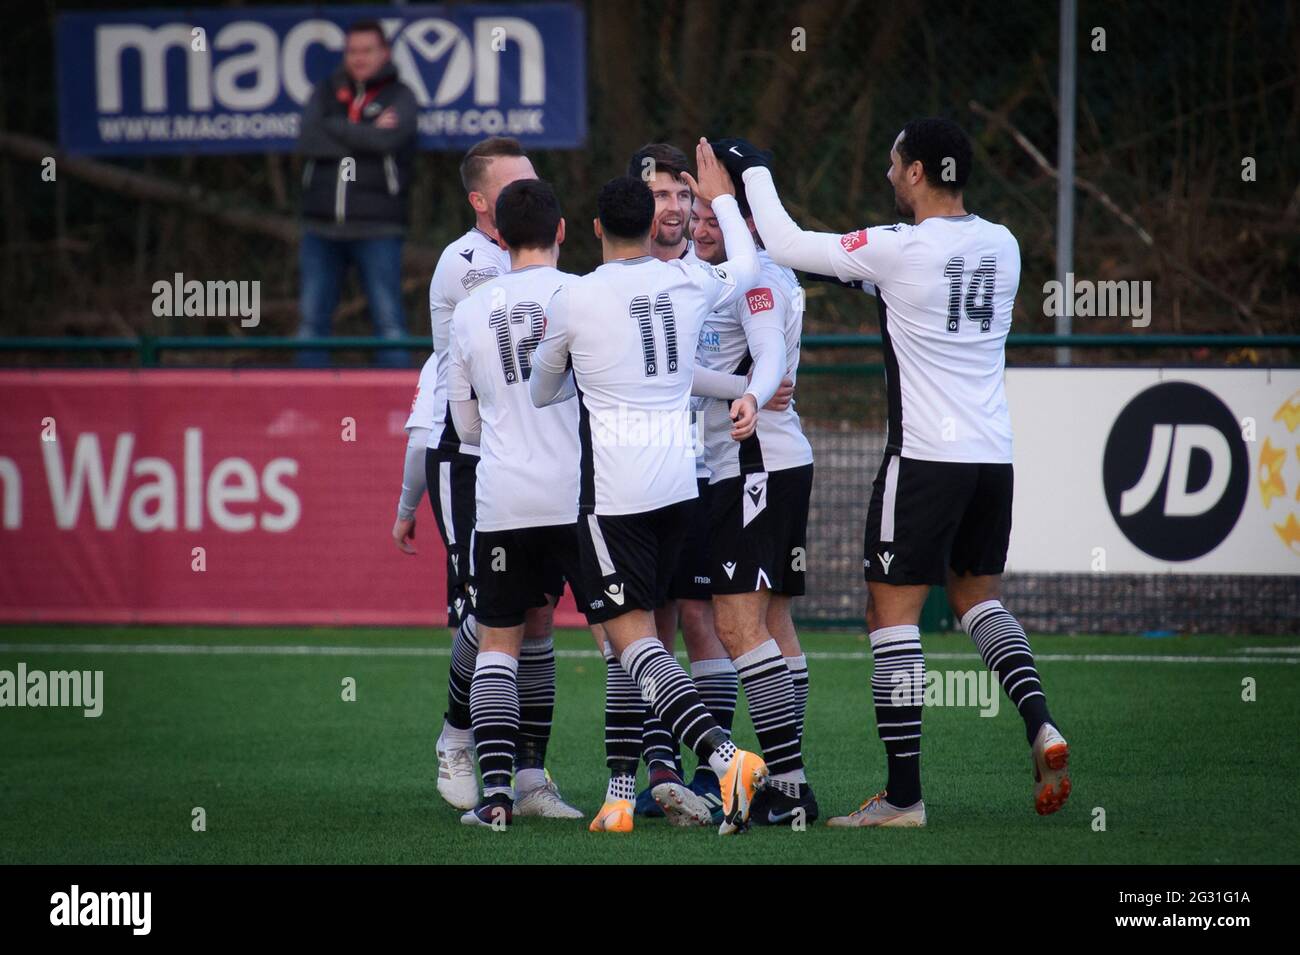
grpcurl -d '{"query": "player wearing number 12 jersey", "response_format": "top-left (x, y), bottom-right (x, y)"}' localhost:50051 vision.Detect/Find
top-left (736, 118), bottom-right (1069, 826)
top-left (425, 138), bottom-right (540, 812)
top-left (445, 179), bottom-right (590, 826)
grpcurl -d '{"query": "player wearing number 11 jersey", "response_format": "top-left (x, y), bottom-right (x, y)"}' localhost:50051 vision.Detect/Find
top-left (735, 118), bottom-right (1070, 826)
top-left (531, 151), bottom-right (779, 834)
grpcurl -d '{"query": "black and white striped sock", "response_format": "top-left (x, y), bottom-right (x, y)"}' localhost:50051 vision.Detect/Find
top-left (641, 711), bottom-right (679, 774)
top-left (733, 639), bottom-right (804, 781)
top-left (516, 635), bottom-right (555, 773)
top-left (445, 615), bottom-right (478, 730)
top-left (869, 625), bottom-right (924, 807)
top-left (786, 653), bottom-right (809, 743)
top-left (469, 650), bottom-right (518, 800)
top-left (619, 637), bottom-right (730, 770)
top-left (691, 658), bottom-right (738, 735)
top-left (603, 643), bottom-right (642, 793)
top-left (962, 600), bottom-right (1054, 744)
top-left (690, 658), bottom-right (738, 781)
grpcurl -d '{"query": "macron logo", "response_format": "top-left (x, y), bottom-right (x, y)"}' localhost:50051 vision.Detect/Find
top-left (722, 561), bottom-right (737, 579)
top-left (878, 551), bottom-right (895, 575)
top-left (729, 146), bottom-right (743, 157)
top-left (604, 583), bottom-right (625, 606)
top-left (50, 885), bottom-right (151, 936)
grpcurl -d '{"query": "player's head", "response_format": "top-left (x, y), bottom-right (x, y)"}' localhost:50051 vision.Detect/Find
top-left (495, 179), bottom-right (565, 258)
top-left (689, 196), bottom-right (726, 265)
top-left (888, 118), bottom-right (973, 217)
top-left (594, 176), bottom-right (656, 255)
top-left (343, 20), bottom-right (390, 83)
top-left (690, 190), bottom-right (759, 266)
top-left (628, 143), bottom-right (693, 253)
top-left (460, 137), bottom-right (538, 229)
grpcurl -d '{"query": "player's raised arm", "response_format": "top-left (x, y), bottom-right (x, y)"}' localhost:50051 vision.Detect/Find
top-left (736, 145), bottom-right (901, 286)
top-left (683, 139), bottom-right (759, 306)
top-left (529, 286), bottom-right (574, 407)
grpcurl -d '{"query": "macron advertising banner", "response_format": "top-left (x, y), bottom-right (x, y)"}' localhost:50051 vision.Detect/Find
top-left (0, 370), bottom-right (584, 627)
top-left (1005, 367), bottom-right (1300, 575)
top-left (56, 3), bottom-right (586, 155)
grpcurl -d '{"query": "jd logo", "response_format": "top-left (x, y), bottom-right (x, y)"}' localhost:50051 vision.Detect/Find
top-left (1103, 382), bottom-right (1247, 560)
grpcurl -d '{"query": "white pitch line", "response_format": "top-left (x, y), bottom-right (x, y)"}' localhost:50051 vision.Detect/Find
top-left (1242, 646), bottom-right (1300, 654)
top-left (0, 643), bottom-right (1296, 665)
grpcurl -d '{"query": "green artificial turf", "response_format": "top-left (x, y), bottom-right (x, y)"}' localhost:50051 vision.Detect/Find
top-left (1, 626), bottom-right (1296, 864)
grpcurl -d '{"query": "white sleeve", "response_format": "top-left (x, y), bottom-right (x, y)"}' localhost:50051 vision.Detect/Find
top-left (742, 167), bottom-right (905, 285)
top-left (699, 194), bottom-right (760, 310)
top-left (449, 400), bottom-right (481, 447)
top-left (446, 310), bottom-right (479, 443)
top-left (691, 366), bottom-right (747, 400)
top-left (741, 325), bottom-right (784, 408)
top-left (446, 307), bottom-right (473, 402)
top-left (429, 256), bottom-right (455, 353)
top-left (397, 426), bottom-right (430, 520)
top-left (530, 286), bottom-right (572, 407)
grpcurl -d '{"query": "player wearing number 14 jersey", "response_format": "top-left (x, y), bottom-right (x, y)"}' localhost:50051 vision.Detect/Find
top-left (735, 118), bottom-right (1070, 826)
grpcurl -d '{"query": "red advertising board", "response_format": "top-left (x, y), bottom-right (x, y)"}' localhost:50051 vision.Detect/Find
top-left (0, 370), bottom-right (583, 627)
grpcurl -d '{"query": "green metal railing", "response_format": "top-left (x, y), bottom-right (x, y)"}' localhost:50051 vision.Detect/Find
top-left (1, 333), bottom-right (1296, 367)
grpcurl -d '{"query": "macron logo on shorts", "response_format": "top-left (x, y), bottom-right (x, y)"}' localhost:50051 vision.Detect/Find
top-left (840, 229), bottom-right (868, 253)
top-left (746, 288), bottom-right (774, 313)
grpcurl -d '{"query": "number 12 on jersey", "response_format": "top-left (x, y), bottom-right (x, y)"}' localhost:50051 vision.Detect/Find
top-left (489, 301), bottom-right (546, 384)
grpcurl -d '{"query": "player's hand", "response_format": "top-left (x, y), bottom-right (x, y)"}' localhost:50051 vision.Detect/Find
top-left (375, 107), bottom-right (399, 129)
top-left (682, 138), bottom-right (736, 204)
top-left (392, 516), bottom-right (417, 554)
top-left (710, 137), bottom-right (774, 180)
top-left (729, 393), bottom-right (759, 440)
top-left (764, 376), bottom-right (794, 412)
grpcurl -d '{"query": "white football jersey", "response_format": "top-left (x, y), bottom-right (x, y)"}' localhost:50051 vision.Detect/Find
top-left (405, 353), bottom-right (438, 432)
top-left (534, 255), bottom-right (747, 516)
top-left (697, 251), bottom-right (813, 481)
top-left (427, 227), bottom-right (511, 456)
top-left (448, 266), bottom-right (581, 532)
top-left (824, 216), bottom-right (1020, 463)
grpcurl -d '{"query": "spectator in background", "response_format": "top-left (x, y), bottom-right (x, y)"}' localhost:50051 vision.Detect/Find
top-left (296, 19), bottom-right (418, 367)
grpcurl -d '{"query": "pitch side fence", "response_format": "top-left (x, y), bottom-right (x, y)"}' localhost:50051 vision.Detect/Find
top-left (3, 334), bottom-right (1297, 634)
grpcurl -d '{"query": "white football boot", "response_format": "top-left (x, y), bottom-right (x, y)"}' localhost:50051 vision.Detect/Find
top-left (435, 723), bottom-right (479, 811)
top-left (515, 777), bottom-right (583, 819)
top-left (826, 791), bottom-right (927, 828)
top-left (1031, 723), bottom-right (1071, 816)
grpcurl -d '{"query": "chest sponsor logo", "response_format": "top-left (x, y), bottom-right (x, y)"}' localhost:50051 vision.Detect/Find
top-left (461, 267), bottom-right (499, 291)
